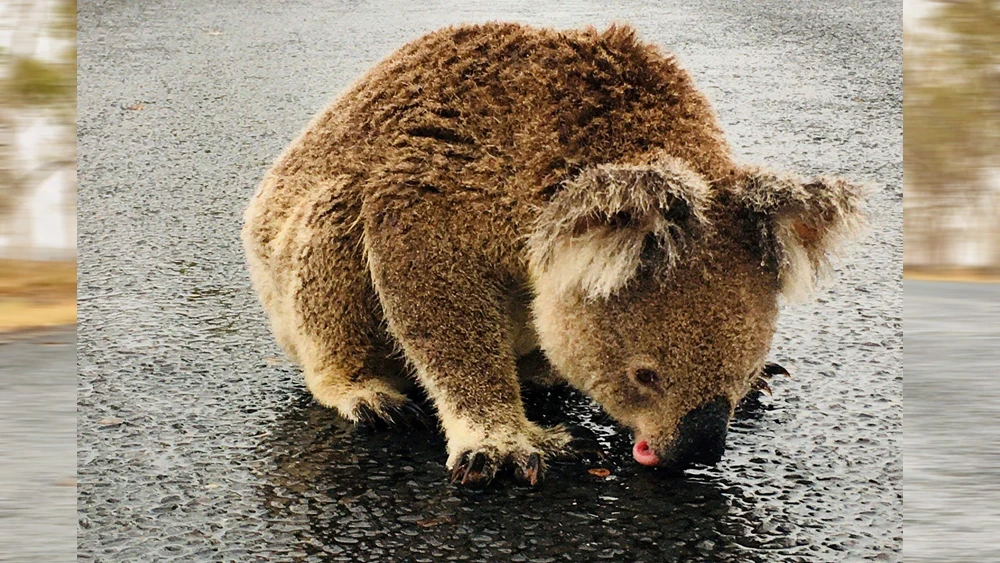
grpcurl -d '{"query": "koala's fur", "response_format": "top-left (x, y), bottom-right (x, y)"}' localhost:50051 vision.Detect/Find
top-left (242, 22), bottom-right (866, 485)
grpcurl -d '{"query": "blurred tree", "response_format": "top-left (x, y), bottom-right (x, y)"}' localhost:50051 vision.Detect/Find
top-left (0, 0), bottom-right (76, 257)
top-left (904, 0), bottom-right (1000, 267)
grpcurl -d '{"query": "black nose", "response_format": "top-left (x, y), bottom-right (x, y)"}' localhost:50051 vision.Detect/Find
top-left (671, 396), bottom-right (731, 468)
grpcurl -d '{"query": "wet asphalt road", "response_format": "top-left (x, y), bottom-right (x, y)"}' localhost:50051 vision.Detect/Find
top-left (78, 0), bottom-right (902, 561)
top-left (0, 328), bottom-right (76, 562)
top-left (904, 281), bottom-right (1000, 563)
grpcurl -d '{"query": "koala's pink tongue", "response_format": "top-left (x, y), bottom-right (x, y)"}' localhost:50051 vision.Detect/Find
top-left (632, 440), bottom-right (660, 466)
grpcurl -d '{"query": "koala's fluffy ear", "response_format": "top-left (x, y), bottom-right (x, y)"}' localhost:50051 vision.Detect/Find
top-left (735, 165), bottom-right (868, 302)
top-left (527, 157), bottom-right (712, 300)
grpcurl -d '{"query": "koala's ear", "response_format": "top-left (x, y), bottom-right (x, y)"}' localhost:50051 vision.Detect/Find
top-left (527, 157), bottom-right (712, 300)
top-left (735, 165), bottom-right (868, 302)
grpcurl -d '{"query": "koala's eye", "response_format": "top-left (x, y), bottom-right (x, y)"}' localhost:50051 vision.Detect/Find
top-left (633, 368), bottom-right (659, 386)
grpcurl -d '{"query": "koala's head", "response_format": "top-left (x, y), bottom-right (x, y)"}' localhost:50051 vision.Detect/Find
top-left (527, 156), bottom-right (866, 470)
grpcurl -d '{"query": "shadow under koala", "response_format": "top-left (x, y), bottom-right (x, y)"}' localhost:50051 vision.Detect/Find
top-left (252, 362), bottom-right (807, 562)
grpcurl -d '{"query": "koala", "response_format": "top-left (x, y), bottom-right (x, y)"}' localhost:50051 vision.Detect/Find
top-left (242, 22), bottom-right (866, 486)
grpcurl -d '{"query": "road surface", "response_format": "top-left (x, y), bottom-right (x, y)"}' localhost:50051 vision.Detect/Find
top-left (78, 0), bottom-right (902, 560)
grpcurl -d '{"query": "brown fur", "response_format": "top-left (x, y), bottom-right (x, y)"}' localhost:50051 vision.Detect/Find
top-left (242, 22), bottom-right (866, 485)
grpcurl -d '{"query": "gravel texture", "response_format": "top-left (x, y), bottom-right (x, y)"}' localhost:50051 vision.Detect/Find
top-left (78, 0), bottom-right (902, 560)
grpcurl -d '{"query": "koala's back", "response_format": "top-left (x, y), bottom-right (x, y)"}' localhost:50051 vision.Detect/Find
top-left (246, 22), bottom-right (735, 273)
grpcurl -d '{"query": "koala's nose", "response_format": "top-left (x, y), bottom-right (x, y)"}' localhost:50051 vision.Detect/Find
top-left (671, 396), bottom-right (731, 468)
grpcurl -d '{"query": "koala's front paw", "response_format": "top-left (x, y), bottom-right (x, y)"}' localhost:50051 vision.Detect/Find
top-left (447, 424), bottom-right (574, 487)
top-left (451, 448), bottom-right (542, 487)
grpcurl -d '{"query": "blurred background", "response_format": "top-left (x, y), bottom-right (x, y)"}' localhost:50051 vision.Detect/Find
top-left (0, 0), bottom-right (75, 332)
top-left (904, 0), bottom-right (1000, 281)
top-left (1, 4), bottom-right (77, 561)
top-left (905, 2), bottom-right (1000, 562)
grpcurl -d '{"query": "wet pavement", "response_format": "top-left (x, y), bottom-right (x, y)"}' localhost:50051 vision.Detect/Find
top-left (77, 0), bottom-right (902, 561)
top-left (0, 328), bottom-right (77, 562)
top-left (904, 281), bottom-right (1000, 563)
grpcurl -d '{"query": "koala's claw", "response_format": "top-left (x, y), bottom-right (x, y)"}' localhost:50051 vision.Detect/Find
top-left (350, 393), bottom-right (432, 431)
top-left (751, 378), bottom-right (773, 396)
top-left (381, 400), bottom-right (433, 429)
top-left (450, 451), bottom-right (497, 487)
top-left (750, 362), bottom-right (790, 397)
top-left (762, 362), bottom-right (791, 379)
top-left (516, 453), bottom-right (543, 486)
top-left (449, 448), bottom-right (550, 487)
top-left (400, 401), bottom-right (434, 427)
top-left (353, 403), bottom-right (380, 426)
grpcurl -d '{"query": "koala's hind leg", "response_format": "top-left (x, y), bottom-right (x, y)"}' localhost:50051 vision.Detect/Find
top-left (364, 216), bottom-right (573, 486)
top-left (278, 190), bottom-right (420, 426)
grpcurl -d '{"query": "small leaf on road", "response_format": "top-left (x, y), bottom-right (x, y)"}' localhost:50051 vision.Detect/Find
top-left (416, 515), bottom-right (455, 528)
